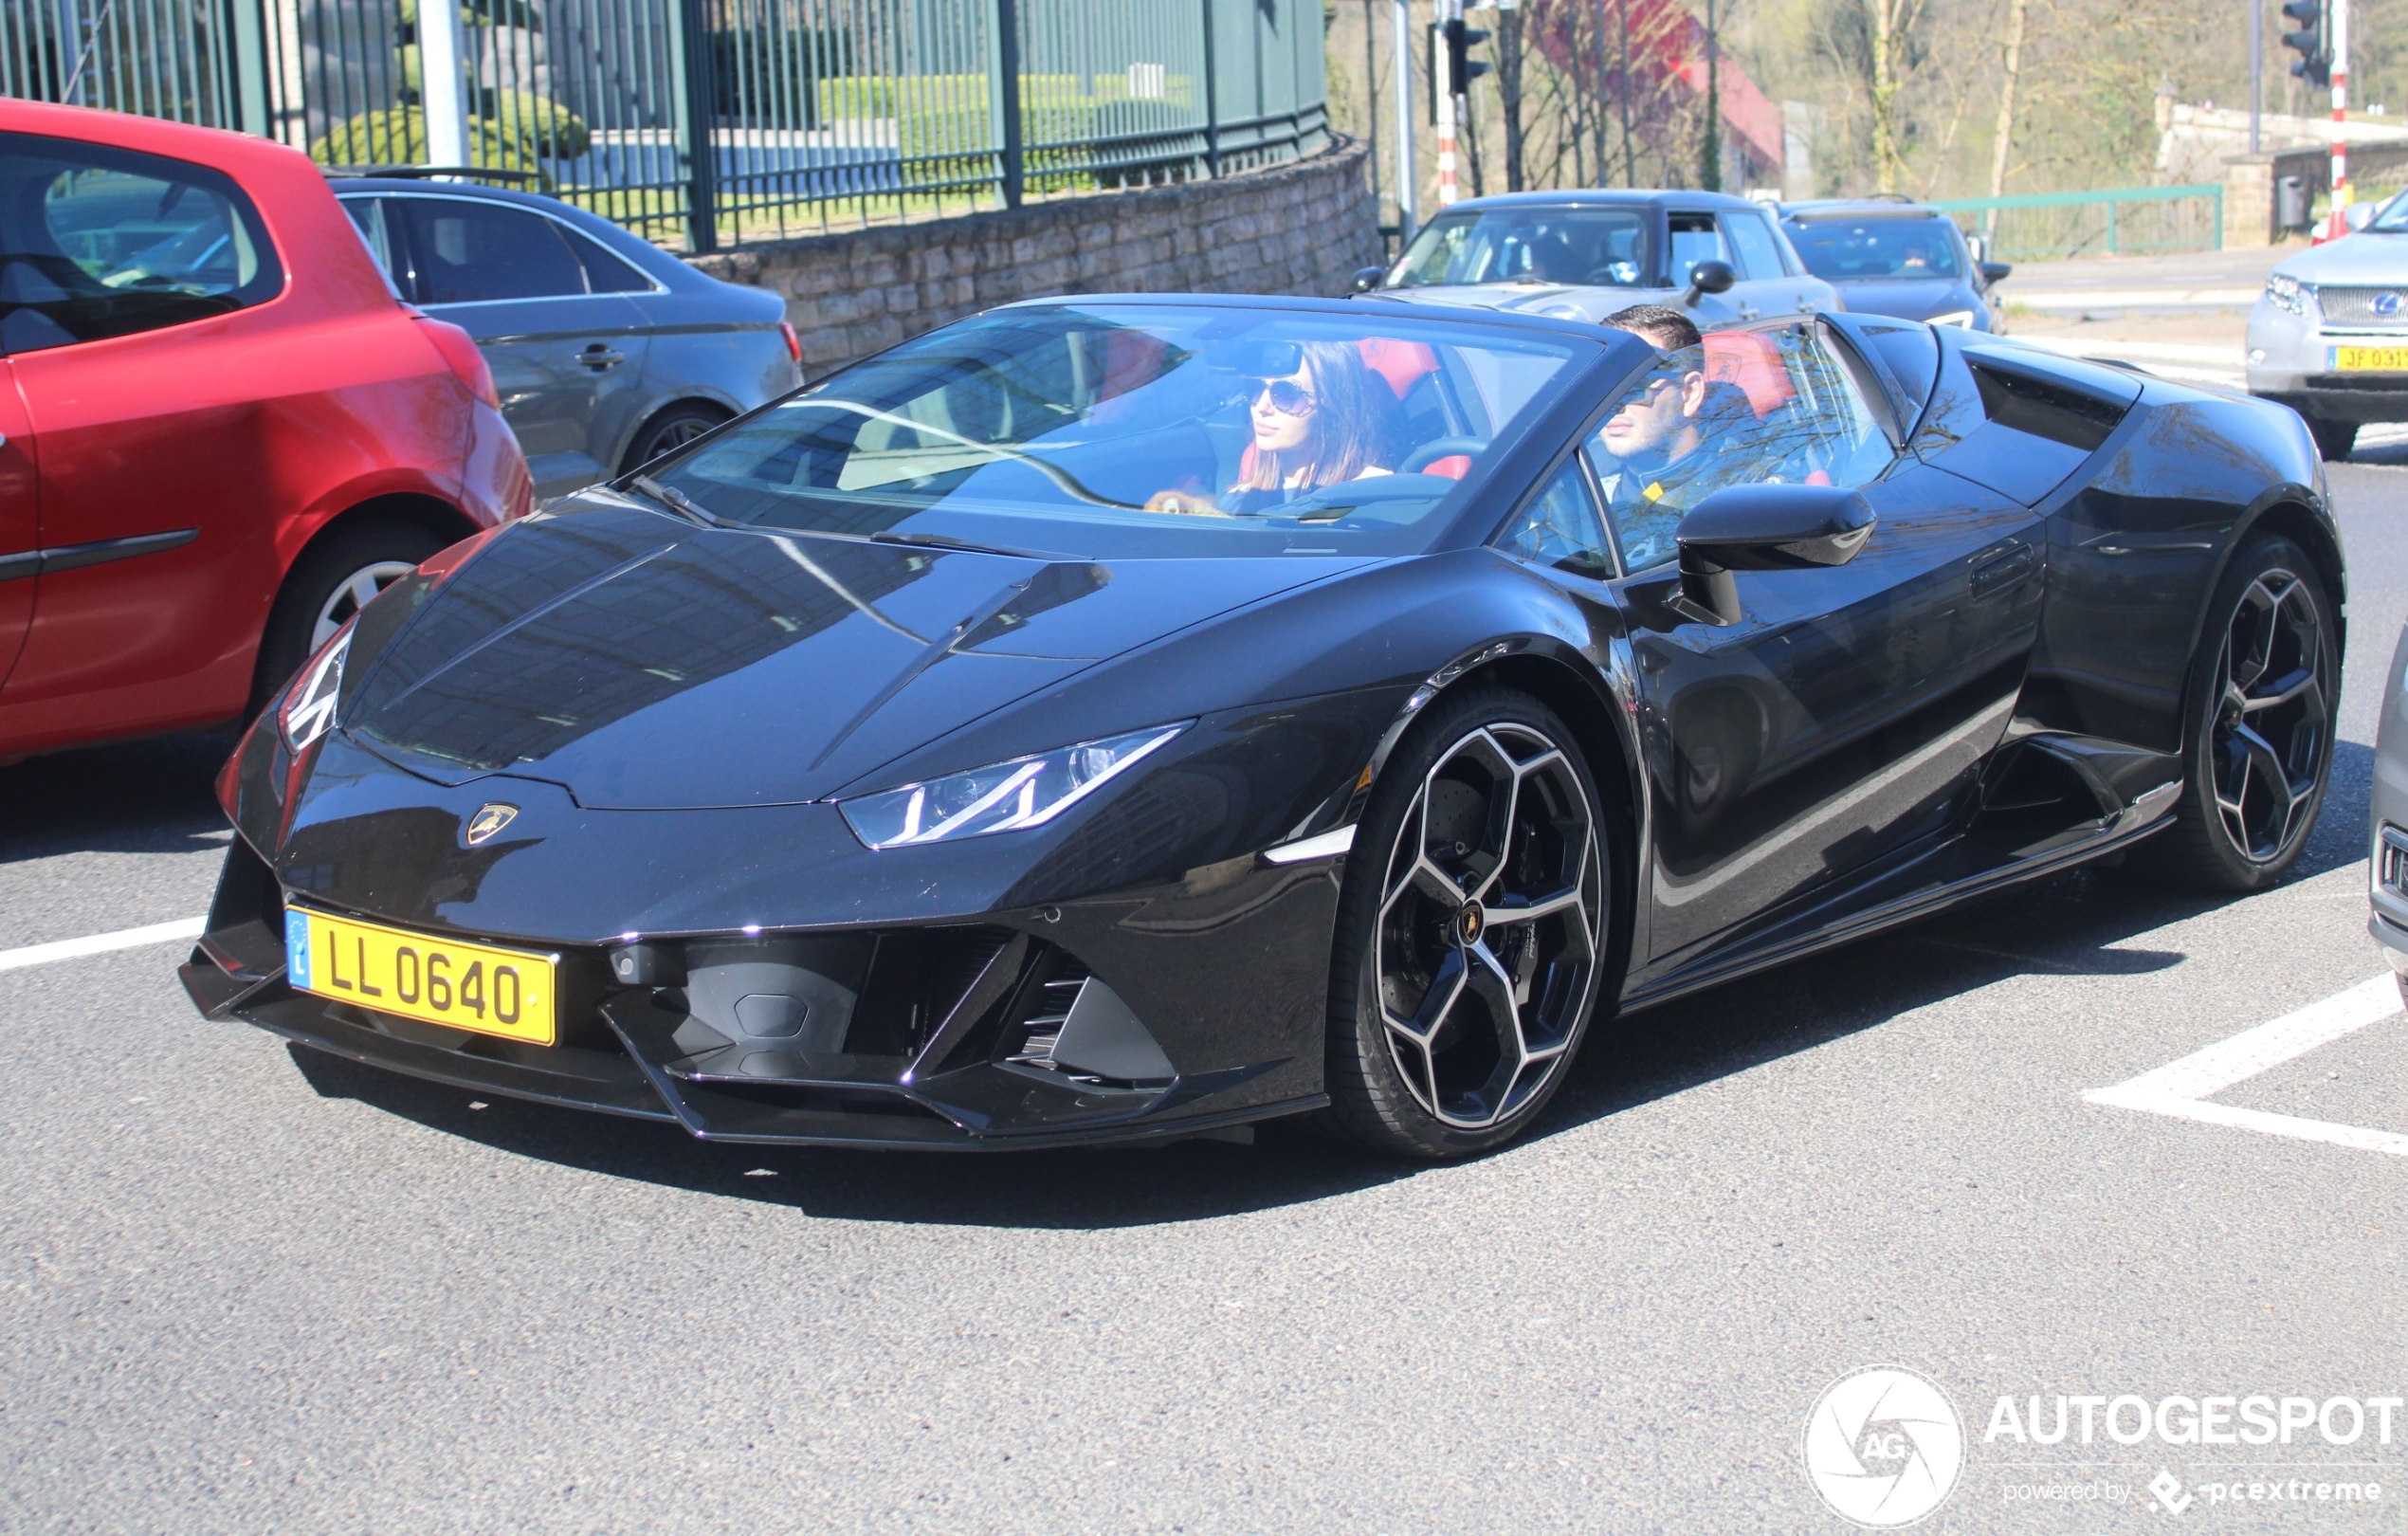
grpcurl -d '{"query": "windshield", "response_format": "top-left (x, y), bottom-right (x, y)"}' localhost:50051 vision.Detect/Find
top-left (1387, 207), bottom-right (1651, 289)
top-left (1784, 218), bottom-right (1962, 281)
top-left (2367, 191), bottom-right (2408, 231)
top-left (645, 303), bottom-right (1592, 559)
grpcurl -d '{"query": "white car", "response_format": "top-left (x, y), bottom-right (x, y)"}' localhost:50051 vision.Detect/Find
top-left (2247, 192), bottom-right (2408, 459)
top-left (1357, 189), bottom-right (1838, 330)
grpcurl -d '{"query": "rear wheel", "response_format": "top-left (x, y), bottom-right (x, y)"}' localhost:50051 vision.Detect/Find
top-left (2306, 415), bottom-right (2359, 461)
top-left (2141, 536), bottom-right (2337, 891)
top-left (621, 402), bottom-right (731, 476)
top-left (250, 521), bottom-right (447, 717)
top-left (1321, 686), bottom-right (1610, 1159)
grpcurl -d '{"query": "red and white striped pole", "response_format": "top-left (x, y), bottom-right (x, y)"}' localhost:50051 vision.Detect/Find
top-left (2327, 0), bottom-right (2353, 240)
top-left (1434, 1), bottom-right (1461, 207)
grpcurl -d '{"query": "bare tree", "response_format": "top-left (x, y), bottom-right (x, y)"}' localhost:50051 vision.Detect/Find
top-left (1985, 0), bottom-right (2028, 209)
top-left (1861, 0), bottom-right (1930, 191)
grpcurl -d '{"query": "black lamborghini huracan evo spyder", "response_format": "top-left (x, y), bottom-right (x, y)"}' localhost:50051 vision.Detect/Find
top-left (183, 295), bottom-right (2341, 1159)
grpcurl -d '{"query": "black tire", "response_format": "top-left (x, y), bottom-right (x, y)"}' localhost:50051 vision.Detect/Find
top-left (2307, 415), bottom-right (2359, 461)
top-left (2138, 535), bottom-right (2337, 891)
top-left (249, 521), bottom-right (447, 718)
top-left (620, 402), bottom-right (732, 477)
top-left (1319, 685), bottom-right (1613, 1159)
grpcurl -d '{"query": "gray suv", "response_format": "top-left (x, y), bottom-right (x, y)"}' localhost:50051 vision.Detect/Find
top-left (336, 178), bottom-right (799, 503)
top-left (1356, 189), bottom-right (1837, 328)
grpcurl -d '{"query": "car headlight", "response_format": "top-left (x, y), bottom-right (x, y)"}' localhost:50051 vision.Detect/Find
top-left (841, 723), bottom-right (1188, 850)
top-left (2266, 273), bottom-right (2309, 316)
top-left (1929, 309), bottom-right (1976, 327)
top-left (279, 627), bottom-right (353, 754)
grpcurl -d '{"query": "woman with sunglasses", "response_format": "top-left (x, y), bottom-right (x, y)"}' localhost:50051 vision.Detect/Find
top-left (1146, 338), bottom-right (1392, 516)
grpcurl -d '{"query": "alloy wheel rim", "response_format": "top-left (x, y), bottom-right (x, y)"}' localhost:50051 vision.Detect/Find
top-left (1374, 722), bottom-right (1603, 1131)
top-left (648, 417), bottom-right (714, 460)
top-left (311, 560), bottom-right (417, 650)
top-left (2208, 566), bottom-right (2328, 865)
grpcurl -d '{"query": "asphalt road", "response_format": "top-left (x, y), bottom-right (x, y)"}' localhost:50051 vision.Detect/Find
top-left (6, 467), bottom-right (2408, 1533)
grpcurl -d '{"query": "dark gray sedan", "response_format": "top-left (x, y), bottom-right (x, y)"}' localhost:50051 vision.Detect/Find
top-left (1779, 199), bottom-right (2013, 332)
top-left (336, 178), bottom-right (799, 503)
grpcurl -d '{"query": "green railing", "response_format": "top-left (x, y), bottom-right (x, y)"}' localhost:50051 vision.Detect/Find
top-left (1929, 183), bottom-right (2224, 262)
top-left (2, 0), bottom-right (1328, 254)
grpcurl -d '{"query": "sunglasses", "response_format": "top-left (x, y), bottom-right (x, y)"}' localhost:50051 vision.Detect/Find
top-left (1249, 378), bottom-right (1319, 416)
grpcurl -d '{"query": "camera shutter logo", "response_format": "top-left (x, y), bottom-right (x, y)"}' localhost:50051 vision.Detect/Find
top-left (1802, 1365), bottom-right (1964, 1527)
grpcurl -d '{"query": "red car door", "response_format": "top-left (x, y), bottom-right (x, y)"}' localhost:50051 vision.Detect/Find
top-left (0, 132), bottom-right (293, 739)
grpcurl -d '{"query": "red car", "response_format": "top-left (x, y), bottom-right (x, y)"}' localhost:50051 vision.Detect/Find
top-left (0, 101), bottom-right (530, 759)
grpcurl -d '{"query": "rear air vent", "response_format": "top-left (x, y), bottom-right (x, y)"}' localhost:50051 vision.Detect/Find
top-left (1968, 359), bottom-right (2128, 451)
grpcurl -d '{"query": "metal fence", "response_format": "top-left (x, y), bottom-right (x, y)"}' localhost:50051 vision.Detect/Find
top-left (1930, 184), bottom-right (2226, 263)
top-left (4, 0), bottom-right (1329, 252)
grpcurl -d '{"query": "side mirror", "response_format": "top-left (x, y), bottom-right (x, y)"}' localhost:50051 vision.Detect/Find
top-left (1352, 265), bottom-right (1387, 294)
top-left (1680, 259), bottom-right (1736, 308)
top-left (1670, 483), bottom-right (1876, 626)
top-left (2345, 202), bottom-right (2379, 232)
top-left (1979, 260), bottom-right (2014, 286)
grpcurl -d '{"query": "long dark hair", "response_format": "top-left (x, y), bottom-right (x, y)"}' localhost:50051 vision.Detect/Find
top-left (1240, 339), bottom-right (1390, 492)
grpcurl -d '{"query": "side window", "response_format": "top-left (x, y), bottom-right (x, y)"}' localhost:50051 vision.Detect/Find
top-left (1666, 213), bottom-right (1728, 283)
top-left (1583, 328), bottom-right (1894, 572)
top-left (1724, 212), bottom-right (1787, 282)
top-left (0, 131), bottom-right (282, 356)
top-left (394, 198), bottom-right (587, 304)
top-left (1496, 457), bottom-right (1614, 580)
top-left (560, 226), bottom-right (652, 294)
top-left (339, 197), bottom-right (403, 298)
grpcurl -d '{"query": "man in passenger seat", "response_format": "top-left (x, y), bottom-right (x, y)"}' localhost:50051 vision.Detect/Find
top-left (1592, 304), bottom-right (1755, 567)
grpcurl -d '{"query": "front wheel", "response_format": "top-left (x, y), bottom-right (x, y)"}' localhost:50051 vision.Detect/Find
top-left (2141, 535), bottom-right (2337, 891)
top-left (1321, 686), bottom-right (1611, 1159)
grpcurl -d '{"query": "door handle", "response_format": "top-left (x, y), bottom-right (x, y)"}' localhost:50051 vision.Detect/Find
top-left (1970, 542), bottom-right (2035, 598)
top-left (580, 345), bottom-right (626, 370)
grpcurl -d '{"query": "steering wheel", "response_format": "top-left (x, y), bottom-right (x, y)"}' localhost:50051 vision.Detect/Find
top-left (1399, 436), bottom-right (1491, 473)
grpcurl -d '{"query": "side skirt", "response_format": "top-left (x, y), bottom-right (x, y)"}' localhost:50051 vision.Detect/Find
top-left (1614, 801), bottom-right (2177, 1017)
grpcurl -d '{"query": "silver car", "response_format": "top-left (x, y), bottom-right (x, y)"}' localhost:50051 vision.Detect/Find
top-left (2371, 622), bottom-right (2408, 1001)
top-left (1356, 189), bottom-right (1838, 328)
top-left (2248, 192), bottom-right (2408, 461)
top-left (336, 177), bottom-right (800, 503)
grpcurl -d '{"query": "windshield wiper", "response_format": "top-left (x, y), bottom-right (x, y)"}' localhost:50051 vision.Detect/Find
top-left (628, 474), bottom-right (719, 527)
top-left (867, 529), bottom-right (1045, 560)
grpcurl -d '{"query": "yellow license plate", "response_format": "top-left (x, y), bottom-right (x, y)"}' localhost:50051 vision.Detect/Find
top-left (284, 906), bottom-right (558, 1045)
top-left (2332, 345), bottom-right (2408, 371)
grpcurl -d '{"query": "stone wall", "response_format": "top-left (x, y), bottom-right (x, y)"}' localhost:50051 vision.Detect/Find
top-left (687, 137), bottom-right (1382, 376)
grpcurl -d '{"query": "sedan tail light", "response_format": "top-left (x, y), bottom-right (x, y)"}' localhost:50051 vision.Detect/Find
top-left (779, 320), bottom-right (802, 364)
top-left (413, 314), bottom-right (501, 410)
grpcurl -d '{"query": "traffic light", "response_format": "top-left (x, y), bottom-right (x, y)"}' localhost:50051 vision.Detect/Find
top-left (1443, 16), bottom-right (1491, 93)
top-left (2283, 0), bottom-right (2332, 91)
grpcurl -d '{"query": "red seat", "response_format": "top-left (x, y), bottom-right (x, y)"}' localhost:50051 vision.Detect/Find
top-left (1358, 337), bottom-right (1439, 401)
top-left (1702, 331), bottom-right (1795, 418)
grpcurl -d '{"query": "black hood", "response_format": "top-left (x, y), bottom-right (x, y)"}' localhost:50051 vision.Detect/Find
top-left (337, 500), bottom-right (1370, 810)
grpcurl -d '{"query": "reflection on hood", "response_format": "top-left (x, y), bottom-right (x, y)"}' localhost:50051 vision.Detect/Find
top-left (338, 502), bottom-right (1370, 809)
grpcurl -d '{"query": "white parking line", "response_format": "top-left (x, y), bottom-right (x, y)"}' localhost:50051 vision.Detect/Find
top-left (2085, 974), bottom-right (2408, 1157)
top-left (0, 917), bottom-right (206, 974)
